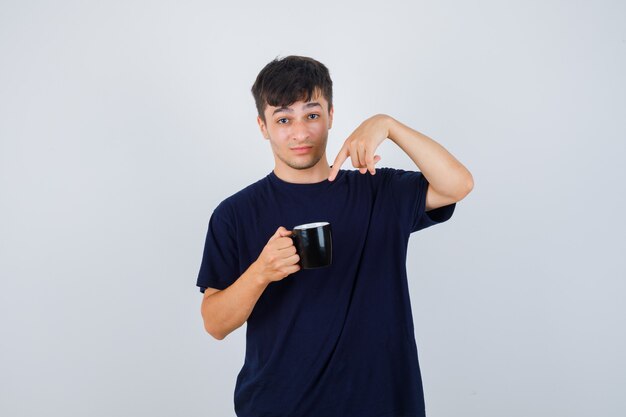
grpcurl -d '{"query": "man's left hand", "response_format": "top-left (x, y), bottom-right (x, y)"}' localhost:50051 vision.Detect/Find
top-left (328, 114), bottom-right (391, 181)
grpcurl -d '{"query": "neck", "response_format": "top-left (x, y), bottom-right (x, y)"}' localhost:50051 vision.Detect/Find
top-left (273, 157), bottom-right (332, 184)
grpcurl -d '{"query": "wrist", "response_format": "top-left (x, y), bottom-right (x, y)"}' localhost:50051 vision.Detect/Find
top-left (247, 261), bottom-right (270, 287)
top-left (383, 115), bottom-right (400, 143)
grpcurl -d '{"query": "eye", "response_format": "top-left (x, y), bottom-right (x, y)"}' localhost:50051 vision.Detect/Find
top-left (277, 118), bottom-right (289, 124)
top-left (308, 114), bottom-right (320, 120)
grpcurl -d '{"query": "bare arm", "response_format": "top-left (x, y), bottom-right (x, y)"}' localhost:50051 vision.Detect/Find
top-left (385, 115), bottom-right (474, 200)
top-left (200, 263), bottom-right (269, 340)
top-left (328, 114), bottom-right (474, 207)
top-left (200, 226), bottom-right (300, 340)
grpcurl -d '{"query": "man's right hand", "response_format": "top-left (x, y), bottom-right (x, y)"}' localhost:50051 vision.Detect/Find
top-left (252, 226), bottom-right (301, 285)
top-left (201, 226), bottom-right (299, 340)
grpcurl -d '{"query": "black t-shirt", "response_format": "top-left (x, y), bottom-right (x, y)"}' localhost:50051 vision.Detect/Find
top-left (197, 168), bottom-right (456, 417)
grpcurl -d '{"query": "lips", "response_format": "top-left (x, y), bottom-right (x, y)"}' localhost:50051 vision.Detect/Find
top-left (291, 146), bottom-right (312, 154)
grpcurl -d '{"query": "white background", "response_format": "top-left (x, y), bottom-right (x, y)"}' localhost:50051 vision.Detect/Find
top-left (1, 1), bottom-right (625, 416)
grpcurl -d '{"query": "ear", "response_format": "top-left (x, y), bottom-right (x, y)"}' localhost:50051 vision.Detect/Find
top-left (328, 105), bottom-right (334, 130)
top-left (257, 115), bottom-right (270, 140)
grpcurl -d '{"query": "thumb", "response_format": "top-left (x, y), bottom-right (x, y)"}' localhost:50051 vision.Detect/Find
top-left (270, 226), bottom-right (291, 240)
top-left (278, 226), bottom-right (293, 237)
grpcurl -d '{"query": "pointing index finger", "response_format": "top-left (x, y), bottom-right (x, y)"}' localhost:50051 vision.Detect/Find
top-left (328, 146), bottom-right (349, 182)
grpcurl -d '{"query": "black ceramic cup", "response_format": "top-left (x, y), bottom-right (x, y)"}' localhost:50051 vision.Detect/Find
top-left (290, 222), bottom-right (332, 269)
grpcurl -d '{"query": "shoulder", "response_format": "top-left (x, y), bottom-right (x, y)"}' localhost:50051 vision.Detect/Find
top-left (339, 167), bottom-right (403, 180)
top-left (366, 167), bottom-right (424, 186)
top-left (213, 176), bottom-right (270, 221)
top-left (336, 168), bottom-right (420, 198)
top-left (336, 167), bottom-right (420, 187)
top-left (376, 166), bottom-right (421, 177)
top-left (377, 167), bottom-right (425, 185)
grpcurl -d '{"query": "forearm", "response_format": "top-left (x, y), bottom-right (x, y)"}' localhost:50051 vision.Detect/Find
top-left (201, 262), bottom-right (269, 340)
top-left (385, 115), bottom-right (474, 197)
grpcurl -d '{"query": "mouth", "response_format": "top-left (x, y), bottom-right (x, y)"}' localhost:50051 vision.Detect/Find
top-left (291, 146), bottom-right (313, 154)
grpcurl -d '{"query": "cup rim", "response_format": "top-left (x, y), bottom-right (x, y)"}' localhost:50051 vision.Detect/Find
top-left (293, 221), bottom-right (329, 230)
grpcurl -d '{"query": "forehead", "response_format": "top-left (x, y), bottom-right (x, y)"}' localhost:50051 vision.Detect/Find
top-left (265, 91), bottom-right (329, 115)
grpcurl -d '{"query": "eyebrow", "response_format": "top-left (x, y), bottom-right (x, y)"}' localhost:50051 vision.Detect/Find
top-left (272, 102), bottom-right (322, 116)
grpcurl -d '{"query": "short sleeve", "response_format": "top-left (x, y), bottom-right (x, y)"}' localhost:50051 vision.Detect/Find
top-left (196, 204), bottom-right (240, 293)
top-left (388, 168), bottom-right (456, 233)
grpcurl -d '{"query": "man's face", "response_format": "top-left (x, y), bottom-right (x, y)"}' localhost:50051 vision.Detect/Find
top-left (257, 91), bottom-right (334, 171)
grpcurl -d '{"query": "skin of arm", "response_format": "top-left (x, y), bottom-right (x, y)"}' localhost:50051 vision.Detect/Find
top-left (200, 263), bottom-right (269, 340)
top-left (200, 226), bottom-right (299, 340)
top-left (328, 114), bottom-right (474, 209)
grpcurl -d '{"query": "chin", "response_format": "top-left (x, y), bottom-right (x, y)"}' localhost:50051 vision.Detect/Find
top-left (288, 156), bottom-right (323, 170)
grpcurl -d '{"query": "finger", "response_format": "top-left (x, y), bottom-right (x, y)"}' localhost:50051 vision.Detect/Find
top-left (355, 143), bottom-right (368, 174)
top-left (283, 263), bottom-right (301, 275)
top-left (358, 142), bottom-right (367, 168)
top-left (278, 245), bottom-right (297, 256)
top-left (278, 228), bottom-right (293, 237)
top-left (275, 236), bottom-right (295, 249)
top-left (365, 147), bottom-right (376, 175)
top-left (269, 226), bottom-right (287, 241)
top-left (283, 253), bottom-right (301, 267)
top-left (328, 145), bottom-right (350, 181)
top-left (373, 155), bottom-right (382, 168)
top-left (349, 141), bottom-right (360, 168)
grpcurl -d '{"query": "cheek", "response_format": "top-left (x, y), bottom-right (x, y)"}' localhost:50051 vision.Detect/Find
top-left (310, 123), bottom-right (327, 136)
top-left (267, 127), bottom-right (285, 141)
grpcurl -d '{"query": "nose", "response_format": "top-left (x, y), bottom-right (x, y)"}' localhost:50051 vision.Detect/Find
top-left (290, 119), bottom-right (309, 141)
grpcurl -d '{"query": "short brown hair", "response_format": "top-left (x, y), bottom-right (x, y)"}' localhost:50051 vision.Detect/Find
top-left (251, 55), bottom-right (333, 123)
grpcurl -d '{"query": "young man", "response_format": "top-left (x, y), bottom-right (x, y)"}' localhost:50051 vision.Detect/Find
top-left (197, 55), bottom-right (473, 417)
